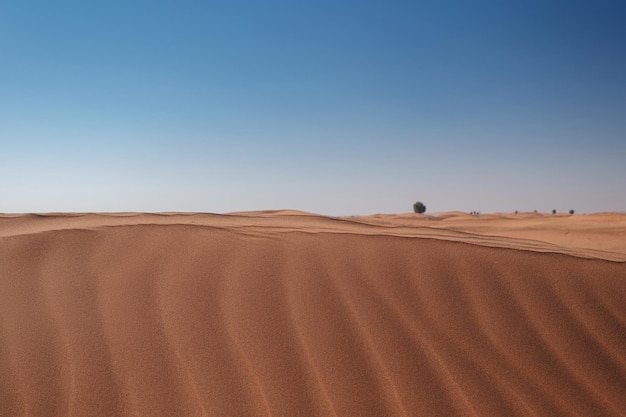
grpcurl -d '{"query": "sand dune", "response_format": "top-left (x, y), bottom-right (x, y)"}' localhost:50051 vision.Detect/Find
top-left (1, 212), bottom-right (625, 416)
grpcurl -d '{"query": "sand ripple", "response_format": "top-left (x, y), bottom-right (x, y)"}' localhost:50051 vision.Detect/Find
top-left (1, 213), bottom-right (625, 416)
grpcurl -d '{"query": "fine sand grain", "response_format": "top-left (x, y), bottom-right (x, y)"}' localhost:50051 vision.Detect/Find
top-left (1, 211), bottom-right (625, 416)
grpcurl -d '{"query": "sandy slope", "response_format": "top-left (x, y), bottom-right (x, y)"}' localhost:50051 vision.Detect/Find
top-left (0, 212), bottom-right (625, 417)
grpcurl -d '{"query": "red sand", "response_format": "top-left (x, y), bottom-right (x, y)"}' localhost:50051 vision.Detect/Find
top-left (1, 211), bottom-right (625, 416)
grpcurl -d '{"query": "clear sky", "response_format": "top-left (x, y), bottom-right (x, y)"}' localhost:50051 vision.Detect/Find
top-left (2, 0), bottom-right (625, 215)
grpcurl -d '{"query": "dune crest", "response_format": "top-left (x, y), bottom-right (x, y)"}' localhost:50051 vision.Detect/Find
top-left (1, 212), bottom-right (625, 416)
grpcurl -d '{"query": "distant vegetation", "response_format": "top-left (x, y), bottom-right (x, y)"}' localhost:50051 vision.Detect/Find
top-left (413, 201), bottom-right (426, 214)
top-left (552, 209), bottom-right (556, 214)
top-left (569, 209), bottom-right (575, 214)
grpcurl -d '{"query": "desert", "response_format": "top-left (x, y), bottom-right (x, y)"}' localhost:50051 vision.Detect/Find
top-left (1, 211), bottom-right (625, 417)
top-left (4, 0), bottom-right (625, 415)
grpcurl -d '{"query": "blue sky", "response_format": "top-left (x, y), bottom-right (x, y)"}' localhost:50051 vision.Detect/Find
top-left (1, 0), bottom-right (625, 215)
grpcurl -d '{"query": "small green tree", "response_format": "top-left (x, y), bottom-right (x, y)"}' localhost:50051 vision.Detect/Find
top-left (413, 201), bottom-right (426, 214)
top-left (569, 209), bottom-right (575, 215)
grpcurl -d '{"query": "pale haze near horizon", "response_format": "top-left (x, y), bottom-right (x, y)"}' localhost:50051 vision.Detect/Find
top-left (1, 1), bottom-right (625, 216)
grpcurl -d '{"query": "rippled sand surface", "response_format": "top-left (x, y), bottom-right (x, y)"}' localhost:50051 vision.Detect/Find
top-left (1, 211), bottom-right (625, 416)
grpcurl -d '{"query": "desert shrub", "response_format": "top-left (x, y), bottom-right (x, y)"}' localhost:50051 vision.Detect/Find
top-left (552, 209), bottom-right (556, 214)
top-left (413, 201), bottom-right (426, 214)
top-left (569, 209), bottom-right (575, 214)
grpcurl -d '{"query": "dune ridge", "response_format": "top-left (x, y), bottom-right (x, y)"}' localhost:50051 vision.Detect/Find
top-left (1, 212), bottom-right (625, 416)
top-left (2, 211), bottom-right (625, 261)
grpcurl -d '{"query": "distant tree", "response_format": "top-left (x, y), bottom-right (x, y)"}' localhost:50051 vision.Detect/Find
top-left (569, 209), bottom-right (575, 214)
top-left (413, 201), bottom-right (426, 214)
top-left (514, 210), bottom-right (518, 214)
top-left (552, 209), bottom-right (556, 214)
